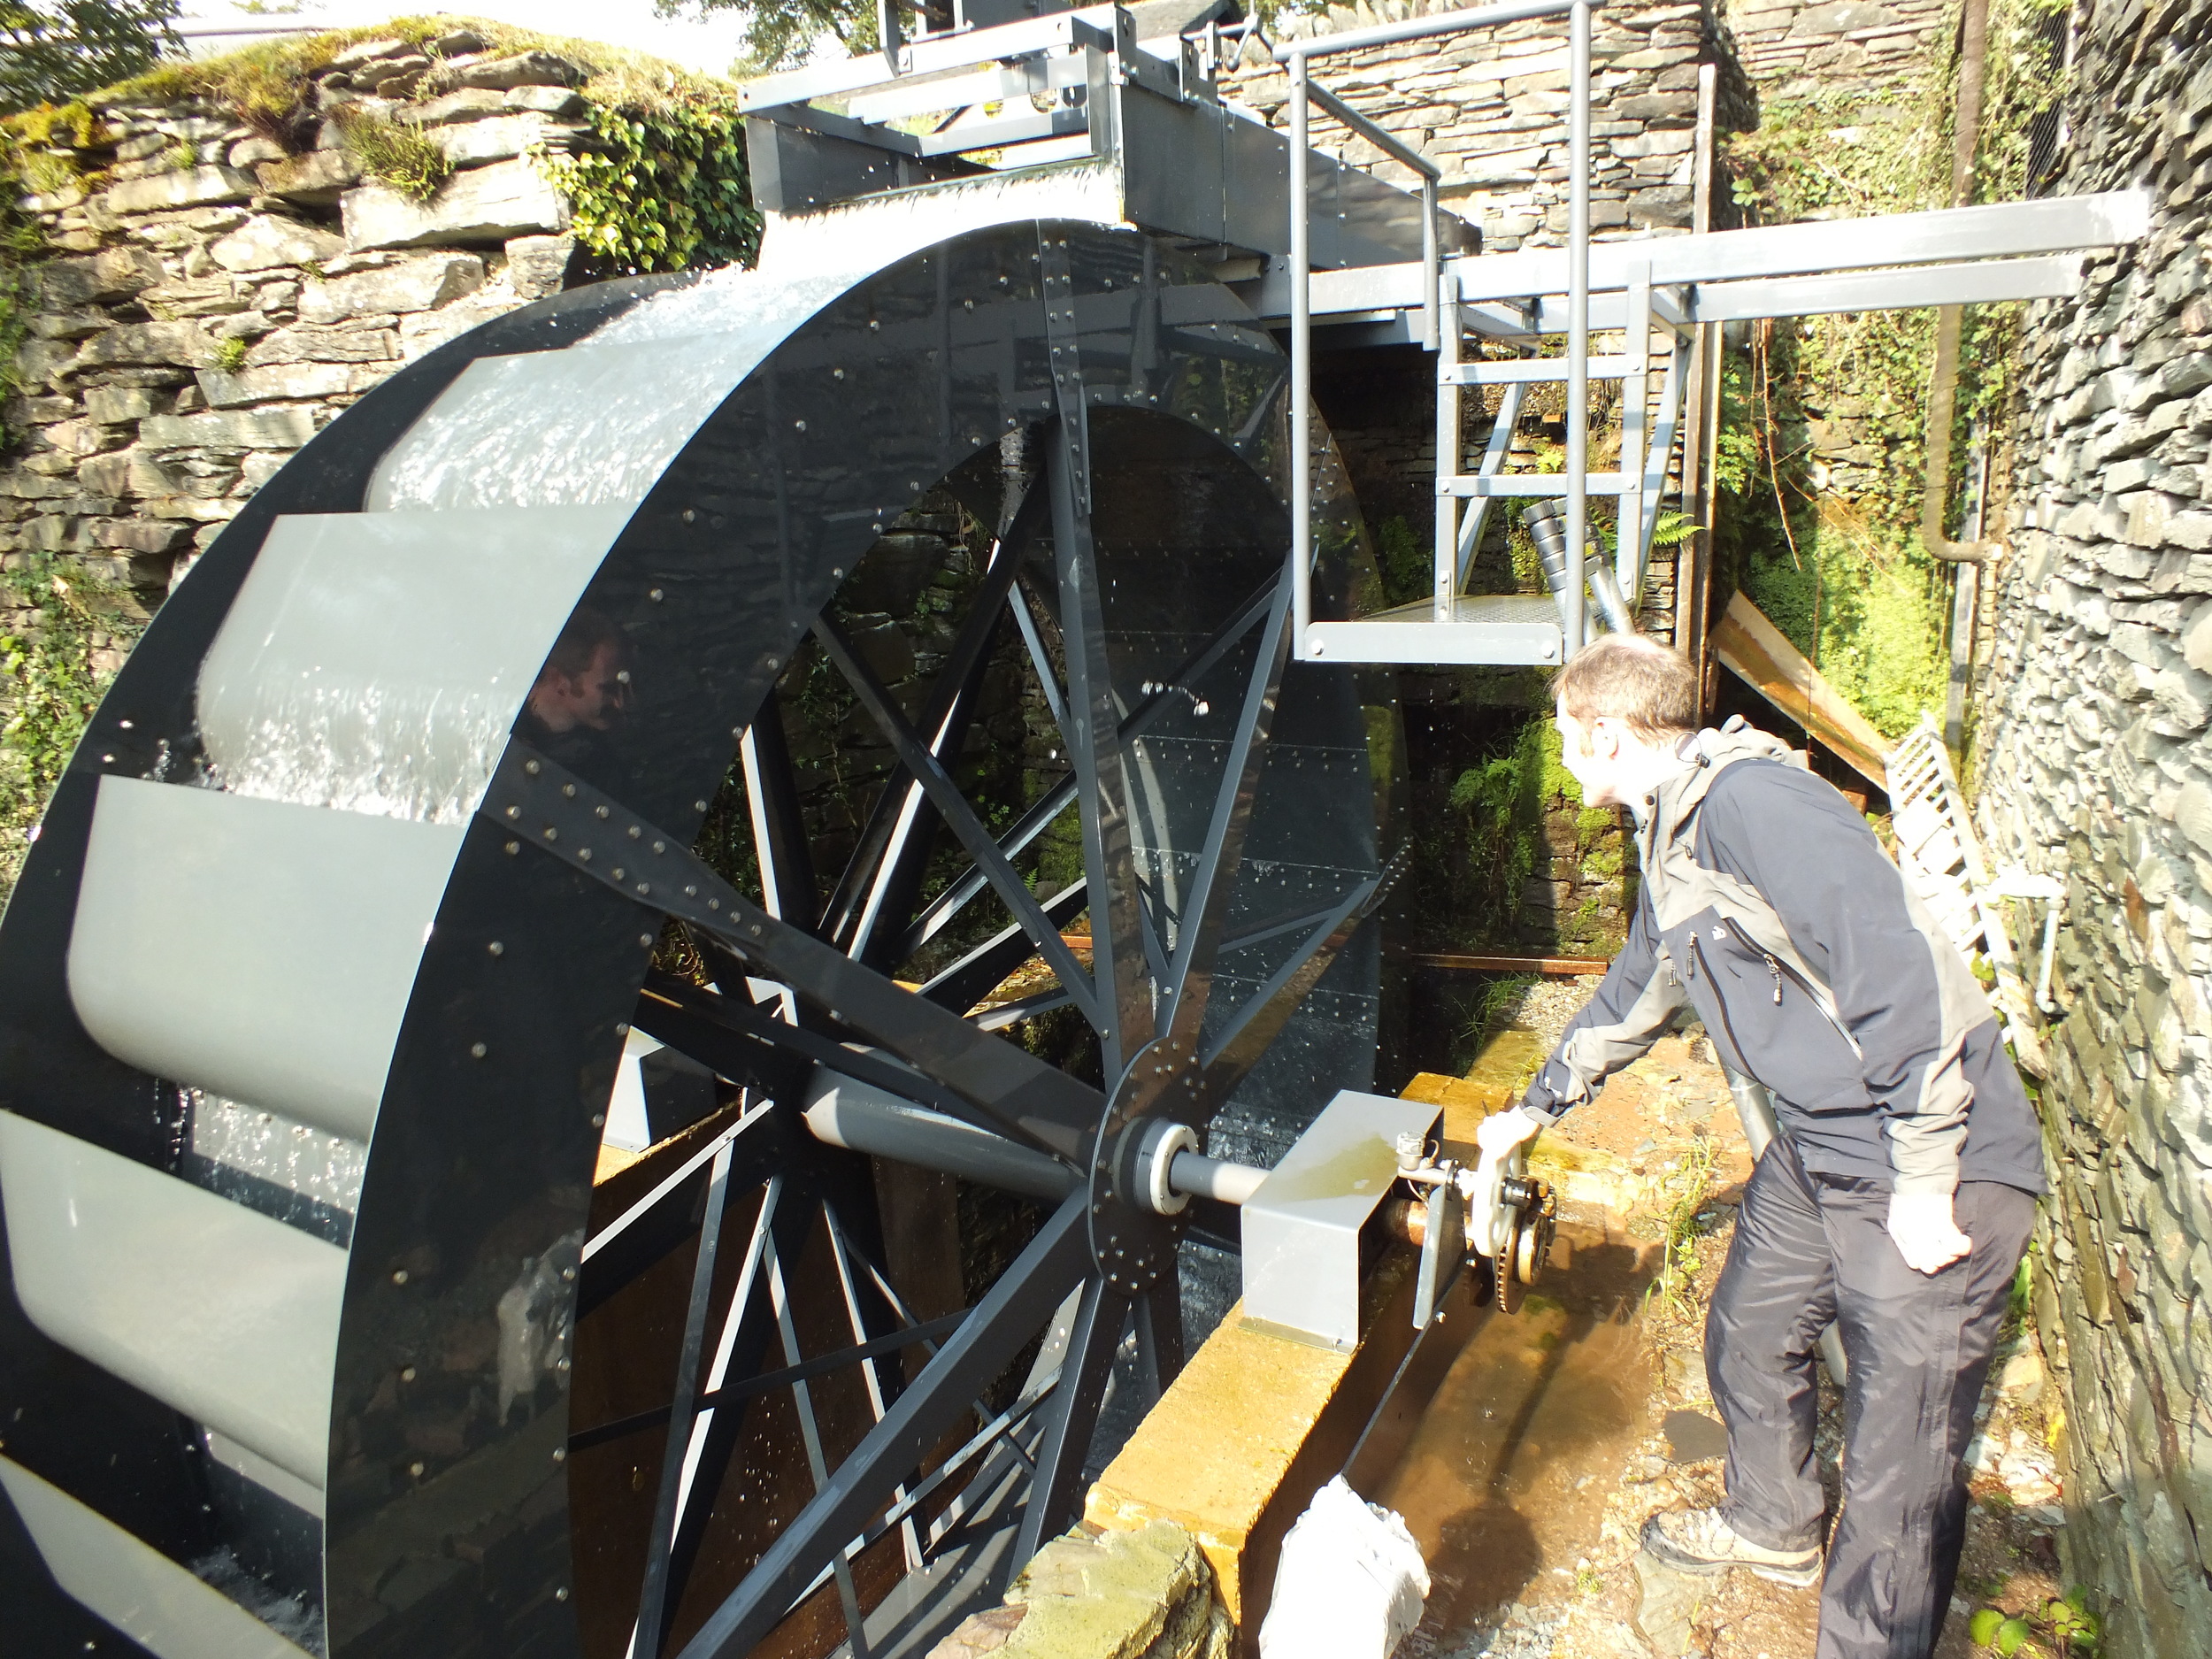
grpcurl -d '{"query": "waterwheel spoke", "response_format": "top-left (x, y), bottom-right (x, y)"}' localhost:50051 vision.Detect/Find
top-left (488, 744), bottom-right (1106, 1164)
top-left (823, 1202), bottom-right (930, 1571)
top-left (1046, 413), bottom-right (1154, 1075)
top-left (637, 971), bottom-right (1009, 1145)
top-left (1009, 578), bottom-right (1071, 742)
top-left (578, 1099), bottom-right (779, 1320)
top-left (739, 687), bottom-right (818, 928)
top-left (813, 616), bottom-right (1102, 1029)
top-left (655, 1183), bottom-right (823, 1655)
top-left (1136, 1279), bottom-right (1185, 1397)
top-left (567, 1310), bottom-right (969, 1455)
top-left (1011, 1275), bottom-right (1131, 1562)
top-left (634, 1152), bottom-right (758, 1659)
top-left (822, 486), bottom-right (1044, 963)
top-left (761, 1226), bottom-right (872, 1656)
top-left (917, 881), bottom-right (1090, 1015)
top-left (1158, 573), bottom-right (1294, 1048)
top-left (893, 578), bottom-right (1278, 965)
top-left (674, 1192), bottom-right (1093, 1659)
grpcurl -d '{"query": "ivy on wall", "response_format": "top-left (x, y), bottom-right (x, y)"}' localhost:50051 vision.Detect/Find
top-left (1714, 0), bottom-right (2070, 741)
top-left (534, 95), bottom-right (759, 276)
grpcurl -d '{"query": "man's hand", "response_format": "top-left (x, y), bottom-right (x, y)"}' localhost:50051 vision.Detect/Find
top-left (1477, 1105), bottom-right (1543, 1164)
top-left (1886, 1191), bottom-right (1972, 1274)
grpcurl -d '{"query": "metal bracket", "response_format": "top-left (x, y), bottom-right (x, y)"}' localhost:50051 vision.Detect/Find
top-left (1040, 231), bottom-right (1092, 516)
top-left (1241, 1090), bottom-right (1441, 1350)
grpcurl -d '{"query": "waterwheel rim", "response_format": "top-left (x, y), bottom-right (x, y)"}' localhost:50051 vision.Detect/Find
top-left (0, 208), bottom-right (1397, 1659)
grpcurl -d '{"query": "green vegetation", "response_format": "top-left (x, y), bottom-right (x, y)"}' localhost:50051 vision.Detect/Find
top-left (212, 333), bottom-right (247, 371)
top-left (1466, 971), bottom-right (1535, 1047)
top-left (533, 94), bottom-right (759, 276)
top-left (86, 19), bottom-right (764, 272)
top-left (1440, 711), bottom-right (1586, 941)
top-left (1645, 1131), bottom-right (1719, 1317)
top-left (1714, 0), bottom-right (2070, 741)
top-left (328, 105), bottom-right (449, 202)
top-left (1966, 1587), bottom-right (2100, 1655)
top-left (1, 556), bottom-right (138, 897)
top-left (95, 17), bottom-right (453, 144)
top-left (1, 0), bottom-right (176, 114)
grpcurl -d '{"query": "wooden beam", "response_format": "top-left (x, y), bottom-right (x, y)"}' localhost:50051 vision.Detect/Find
top-left (1391, 950), bottom-right (1611, 974)
top-left (1711, 590), bottom-right (1893, 789)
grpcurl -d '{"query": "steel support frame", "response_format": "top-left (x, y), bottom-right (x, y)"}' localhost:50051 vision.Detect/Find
top-left (1281, 0), bottom-right (1566, 661)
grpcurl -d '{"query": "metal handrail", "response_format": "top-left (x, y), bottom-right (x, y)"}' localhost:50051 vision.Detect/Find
top-left (1279, 0), bottom-right (1597, 660)
top-left (1305, 78), bottom-right (1442, 355)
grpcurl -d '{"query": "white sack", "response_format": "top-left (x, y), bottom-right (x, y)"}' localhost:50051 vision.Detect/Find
top-left (1257, 1475), bottom-right (1431, 1659)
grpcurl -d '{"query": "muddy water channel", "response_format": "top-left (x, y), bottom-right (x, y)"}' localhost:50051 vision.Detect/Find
top-left (1373, 1220), bottom-right (1656, 1657)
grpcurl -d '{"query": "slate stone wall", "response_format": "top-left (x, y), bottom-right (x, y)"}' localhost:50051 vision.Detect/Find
top-left (1, 27), bottom-right (583, 610)
top-left (1227, 0), bottom-right (1732, 251)
top-left (1970, 7), bottom-right (2212, 1650)
top-left (1725, 0), bottom-right (1950, 98)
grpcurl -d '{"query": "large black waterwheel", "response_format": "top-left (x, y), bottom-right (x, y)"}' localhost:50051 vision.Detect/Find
top-left (0, 213), bottom-right (1398, 1659)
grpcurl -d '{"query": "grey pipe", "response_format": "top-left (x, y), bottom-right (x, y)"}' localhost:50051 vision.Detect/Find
top-left (803, 1065), bottom-right (1272, 1210)
top-left (1720, 1064), bottom-right (1848, 1384)
top-left (1921, 0), bottom-right (2000, 565)
top-left (803, 1067), bottom-right (1077, 1202)
top-left (1167, 1149), bottom-right (1269, 1206)
top-left (1563, 0), bottom-right (1592, 653)
top-left (1524, 501), bottom-right (1634, 634)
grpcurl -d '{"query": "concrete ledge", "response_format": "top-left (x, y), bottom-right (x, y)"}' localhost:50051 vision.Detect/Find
top-left (1084, 1252), bottom-right (1432, 1647)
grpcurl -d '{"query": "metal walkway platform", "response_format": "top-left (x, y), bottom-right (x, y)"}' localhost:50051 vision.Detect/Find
top-left (738, 0), bottom-right (2148, 671)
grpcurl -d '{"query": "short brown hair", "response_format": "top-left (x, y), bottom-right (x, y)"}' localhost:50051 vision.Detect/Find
top-left (1550, 634), bottom-right (1699, 740)
top-left (542, 607), bottom-right (625, 680)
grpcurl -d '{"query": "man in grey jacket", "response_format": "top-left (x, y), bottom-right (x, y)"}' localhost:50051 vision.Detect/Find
top-left (1477, 635), bottom-right (2043, 1659)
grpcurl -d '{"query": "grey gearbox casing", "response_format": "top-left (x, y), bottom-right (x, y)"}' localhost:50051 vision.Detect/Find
top-left (1240, 1089), bottom-right (1440, 1350)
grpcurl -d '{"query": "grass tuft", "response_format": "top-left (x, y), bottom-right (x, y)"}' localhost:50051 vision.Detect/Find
top-left (328, 106), bottom-right (449, 202)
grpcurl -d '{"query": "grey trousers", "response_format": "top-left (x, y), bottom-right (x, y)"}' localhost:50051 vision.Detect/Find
top-left (1703, 1135), bottom-right (2037, 1659)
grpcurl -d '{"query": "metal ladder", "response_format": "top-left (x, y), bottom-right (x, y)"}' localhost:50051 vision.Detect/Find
top-left (1284, 0), bottom-right (1625, 668)
top-left (1274, 2), bottom-right (2147, 670)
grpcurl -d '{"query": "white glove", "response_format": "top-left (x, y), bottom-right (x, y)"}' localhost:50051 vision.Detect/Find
top-left (1476, 1105), bottom-right (1543, 1163)
top-left (1886, 1191), bottom-right (1972, 1274)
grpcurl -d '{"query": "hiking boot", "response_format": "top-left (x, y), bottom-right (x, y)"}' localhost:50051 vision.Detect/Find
top-left (1640, 1506), bottom-right (1822, 1587)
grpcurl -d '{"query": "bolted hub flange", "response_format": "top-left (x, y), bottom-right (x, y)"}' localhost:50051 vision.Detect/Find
top-left (1085, 1033), bottom-right (1205, 1294)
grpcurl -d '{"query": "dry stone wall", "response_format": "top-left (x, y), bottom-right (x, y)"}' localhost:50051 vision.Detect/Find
top-left (2, 27), bottom-right (584, 608)
top-left (1226, 0), bottom-right (1728, 250)
top-left (1971, 6), bottom-right (2212, 1652)
top-left (1724, 0), bottom-right (1949, 98)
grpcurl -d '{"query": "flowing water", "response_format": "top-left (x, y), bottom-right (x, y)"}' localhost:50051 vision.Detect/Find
top-left (1370, 1015), bottom-right (1662, 1657)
